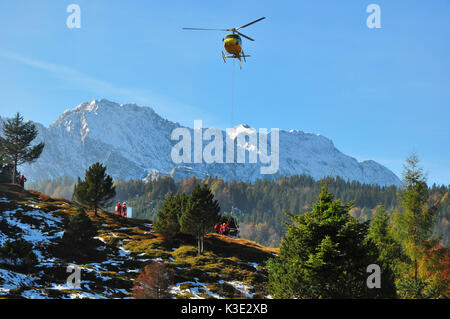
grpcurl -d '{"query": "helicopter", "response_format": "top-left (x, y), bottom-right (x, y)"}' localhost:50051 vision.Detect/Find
top-left (183, 17), bottom-right (265, 69)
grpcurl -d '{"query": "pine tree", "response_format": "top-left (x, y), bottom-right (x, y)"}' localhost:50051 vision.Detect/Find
top-left (393, 154), bottom-right (442, 298)
top-left (394, 155), bottom-right (436, 275)
top-left (267, 185), bottom-right (395, 298)
top-left (367, 205), bottom-right (404, 297)
top-left (155, 192), bottom-right (187, 239)
top-left (180, 184), bottom-right (220, 255)
top-left (63, 207), bottom-right (98, 246)
top-left (0, 112), bottom-right (44, 184)
top-left (73, 162), bottom-right (116, 216)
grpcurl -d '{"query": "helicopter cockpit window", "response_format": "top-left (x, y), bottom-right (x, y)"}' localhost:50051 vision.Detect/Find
top-left (225, 34), bottom-right (239, 40)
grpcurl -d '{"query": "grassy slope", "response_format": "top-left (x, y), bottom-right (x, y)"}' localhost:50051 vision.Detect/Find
top-left (0, 184), bottom-right (278, 299)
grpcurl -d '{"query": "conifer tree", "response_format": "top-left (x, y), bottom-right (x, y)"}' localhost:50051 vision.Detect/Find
top-left (393, 154), bottom-right (443, 297)
top-left (155, 192), bottom-right (187, 239)
top-left (63, 207), bottom-right (98, 246)
top-left (180, 184), bottom-right (220, 255)
top-left (0, 112), bottom-right (44, 183)
top-left (367, 205), bottom-right (404, 297)
top-left (73, 162), bottom-right (116, 216)
top-left (267, 185), bottom-right (395, 298)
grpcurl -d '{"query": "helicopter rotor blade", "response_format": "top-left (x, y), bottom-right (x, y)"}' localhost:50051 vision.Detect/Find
top-left (236, 31), bottom-right (255, 41)
top-left (182, 27), bottom-right (230, 31)
top-left (236, 17), bottom-right (265, 30)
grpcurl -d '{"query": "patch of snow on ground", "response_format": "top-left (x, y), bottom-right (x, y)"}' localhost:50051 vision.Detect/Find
top-left (226, 281), bottom-right (254, 298)
top-left (0, 269), bottom-right (38, 294)
top-left (21, 289), bottom-right (51, 299)
top-left (248, 262), bottom-right (259, 269)
top-left (0, 209), bottom-right (63, 262)
top-left (118, 246), bottom-right (131, 257)
top-left (70, 291), bottom-right (106, 299)
top-left (169, 278), bottom-right (224, 299)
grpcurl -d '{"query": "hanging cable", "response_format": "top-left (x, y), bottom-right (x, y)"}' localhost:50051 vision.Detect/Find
top-left (231, 58), bottom-right (235, 126)
top-left (231, 59), bottom-right (236, 214)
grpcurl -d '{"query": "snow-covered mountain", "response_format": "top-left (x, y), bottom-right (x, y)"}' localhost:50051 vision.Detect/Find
top-left (1, 99), bottom-right (401, 186)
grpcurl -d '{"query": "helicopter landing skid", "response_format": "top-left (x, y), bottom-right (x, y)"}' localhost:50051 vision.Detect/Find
top-left (222, 52), bottom-right (251, 61)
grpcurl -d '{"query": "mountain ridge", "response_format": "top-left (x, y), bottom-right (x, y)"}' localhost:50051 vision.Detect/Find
top-left (0, 99), bottom-right (402, 186)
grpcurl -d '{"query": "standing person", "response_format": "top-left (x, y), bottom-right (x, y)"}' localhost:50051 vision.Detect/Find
top-left (19, 174), bottom-right (27, 188)
top-left (122, 202), bottom-right (127, 217)
top-left (115, 202), bottom-right (122, 216)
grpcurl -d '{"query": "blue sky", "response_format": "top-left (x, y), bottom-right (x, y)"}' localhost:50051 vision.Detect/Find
top-left (0, 0), bottom-right (449, 185)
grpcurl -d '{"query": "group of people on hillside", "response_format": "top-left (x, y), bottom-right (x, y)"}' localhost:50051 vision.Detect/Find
top-left (214, 221), bottom-right (230, 235)
top-left (115, 201), bottom-right (128, 217)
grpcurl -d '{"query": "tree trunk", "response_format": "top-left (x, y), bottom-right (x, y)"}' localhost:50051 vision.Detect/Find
top-left (200, 235), bottom-right (204, 254)
top-left (12, 160), bottom-right (17, 184)
top-left (197, 235), bottom-right (201, 255)
top-left (414, 259), bottom-right (418, 281)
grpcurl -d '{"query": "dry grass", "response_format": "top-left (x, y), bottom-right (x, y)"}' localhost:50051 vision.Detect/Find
top-left (0, 183), bottom-right (278, 299)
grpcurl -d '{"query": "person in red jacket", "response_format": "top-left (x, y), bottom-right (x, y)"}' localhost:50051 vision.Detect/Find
top-left (122, 202), bottom-right (127, 217)
top-left (19, 174), bottom-right (27, 188)
top-left (223, 222), bottom-right (230, 235)
top-left (115, 202), bottom-right (122, 216)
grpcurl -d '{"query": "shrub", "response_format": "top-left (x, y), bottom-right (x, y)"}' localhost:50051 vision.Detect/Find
top-left (63, 207), bottom-right (97, 247)
top-left (132, 261), bottom-right (174, 299)
top-left (0, 238), bottom-right (37, 271)
top-left (39, 193), bottom-right (51, 201)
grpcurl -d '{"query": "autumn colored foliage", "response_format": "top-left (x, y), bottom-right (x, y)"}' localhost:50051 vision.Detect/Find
top-left (419, 243), bottom-right (450, 298)
top-left (132, 261), bottom-right (174, 299)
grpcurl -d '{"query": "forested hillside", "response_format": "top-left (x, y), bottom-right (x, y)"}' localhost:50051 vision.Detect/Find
top-left (28, 175), bottom-right (450, 248)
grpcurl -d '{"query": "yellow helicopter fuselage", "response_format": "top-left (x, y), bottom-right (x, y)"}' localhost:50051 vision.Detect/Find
top-left (183, 16), bottom-right (265, 67)
top-left (223, 34), bottom-right (242, 57)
